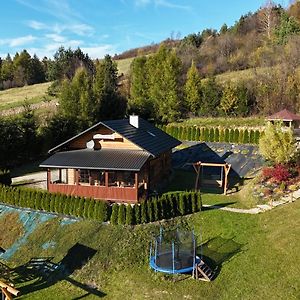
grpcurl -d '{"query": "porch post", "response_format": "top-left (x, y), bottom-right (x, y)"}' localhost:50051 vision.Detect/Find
top-left (135, 172), bottom-right (138, 189)
top-left (58, 169), bottom-right (62, 182)
top-left (47, 168), bottom-right (51, 190)
top-left (105, 171), bottom-right (109, 187)
top-left (75, 169), bottom-right (79, 185)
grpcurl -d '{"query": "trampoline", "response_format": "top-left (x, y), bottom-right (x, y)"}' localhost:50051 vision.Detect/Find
top-left (149, 228), bottom-right (200, 274)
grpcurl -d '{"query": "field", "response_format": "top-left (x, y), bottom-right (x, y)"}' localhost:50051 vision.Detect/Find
top-left (115, 57), bottom-right (135, 76)
top-left (0, 82), bottom-right (53, 112)
top-left (0, 199), bottom-right (299, 299)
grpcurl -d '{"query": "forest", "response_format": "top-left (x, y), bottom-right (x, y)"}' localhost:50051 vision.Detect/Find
top-left (1, 0), bottom-right (300, 168)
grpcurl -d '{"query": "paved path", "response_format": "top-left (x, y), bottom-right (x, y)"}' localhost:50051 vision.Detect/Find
top-left (203, 189), bottom-right (300, 214)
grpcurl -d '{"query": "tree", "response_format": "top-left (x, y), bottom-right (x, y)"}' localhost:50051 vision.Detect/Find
top-left (259, 122), bottom-right (297, 164)
top-left (147, 45), bottom-right (183, 123)
top-left (199, 77), bottom-right (221, 116)
top-left (128, 56), bottom-right (152, 118)
top-left (47, 47), bottom-right (95, 81)
top-left (185, 61), bottom-right (201, 114)
top-left (93, 55), bottom-right (127, 121)
top-left (275, 11), bottom-right (300, 44)
top-left (59, 67), bottom-right (94, 124)
top-left (220, 82), bottom-right (239, 115)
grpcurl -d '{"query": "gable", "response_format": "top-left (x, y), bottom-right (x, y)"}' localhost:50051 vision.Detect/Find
top-left (49, 117), bottom-right (181, 156)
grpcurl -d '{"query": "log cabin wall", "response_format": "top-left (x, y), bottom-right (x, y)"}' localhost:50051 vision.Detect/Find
top-left (149, 150), bottom-right (172, 189)
top-left (68, 125), bottom-right (140, 151)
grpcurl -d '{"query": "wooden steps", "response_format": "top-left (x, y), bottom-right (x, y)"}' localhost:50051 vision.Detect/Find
top-left (193, 260), bottom-right (215, 281)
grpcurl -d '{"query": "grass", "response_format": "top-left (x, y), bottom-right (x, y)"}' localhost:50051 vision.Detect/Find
top-left (176, 117), bottom-right (266, 128)
top-left (166, 169), bottom-right (260, 209)
top-left (115, 57), bottom-right (135, 76)
top-left (0, 82), bottom-right (53, 111)
top-left (0, 212), bottom-right (24, 249)
top-left (1, 200), bottom-right (299, 299)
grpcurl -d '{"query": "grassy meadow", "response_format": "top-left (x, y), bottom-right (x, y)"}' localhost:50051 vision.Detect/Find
top-left (1, 199), bottom-right (299, 299)
top-left (0, 82), bottom-right (53, 111)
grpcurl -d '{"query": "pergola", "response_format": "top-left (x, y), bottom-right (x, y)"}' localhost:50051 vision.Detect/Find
top-left (192, 162), bottom-right (231, 195)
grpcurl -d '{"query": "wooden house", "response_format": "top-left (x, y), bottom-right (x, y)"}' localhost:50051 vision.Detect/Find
top-left (40, 116), bottom-right (181, 203)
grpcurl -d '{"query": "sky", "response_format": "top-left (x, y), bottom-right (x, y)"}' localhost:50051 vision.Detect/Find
top-left (0, 0), bottom-right (291, 59)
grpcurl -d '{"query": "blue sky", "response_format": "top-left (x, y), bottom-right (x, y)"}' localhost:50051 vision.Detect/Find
top-left (0, 0), bottom-right (290, 59)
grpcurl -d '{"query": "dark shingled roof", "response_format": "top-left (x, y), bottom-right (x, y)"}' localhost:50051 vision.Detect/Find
top-left (267, 109), bottom-right (300, 121)
top-left (40, 149), bottom-right (150, 171)
top-left (49, 117), bottom-right (181, 157)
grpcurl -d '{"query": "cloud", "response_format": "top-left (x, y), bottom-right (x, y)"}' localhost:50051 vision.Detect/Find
top-left (134, 0), bottom-right (190, 10)
top-left (27, 20), bottom-right (46, 30)
top-left (45, 33), bottom-right (66, 43)
top-left (81, 45), bottom-right (117, 59)
top-left (0, 35), bottom-right (37, 47)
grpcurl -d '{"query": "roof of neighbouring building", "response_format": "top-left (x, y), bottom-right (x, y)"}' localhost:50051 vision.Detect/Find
top-left (40, 149), bottom-right (151, 171)
top-left (48, 117), bottom-right (181, 157)
top-left (267, 109), bottom-right (300, 121)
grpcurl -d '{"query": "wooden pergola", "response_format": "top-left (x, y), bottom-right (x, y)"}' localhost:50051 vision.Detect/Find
top-left (0, 281), bottom-right (20, 300)
top-left (192, 162), bottom-right (231, 195)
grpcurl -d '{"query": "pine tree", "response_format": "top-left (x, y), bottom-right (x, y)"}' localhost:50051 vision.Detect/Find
top-left (93, 55), bottom-right (126, 121)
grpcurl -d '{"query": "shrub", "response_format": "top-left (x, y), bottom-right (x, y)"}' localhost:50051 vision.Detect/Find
top-left (243, 129), bottom-right (249, 144)
top-left (141, 201), bottom-right (148, 223)
top-left (272, 164), bottom-right (291, 183)
top-left (234, 128), bottom-right (239, 143)
top-left (225, 128), bottom-right (230, 143)
top-left (219, 128), bottom-right (224, 142)
top-left (118, 204), bottom-right (126, 225)
top-left (229, 128), bottom-right (235, 143)
top-left (125, 204), bottom-right (134, 225)
top-left (215, 127), bottom-right (219, 142)
top-left (0, 169), bottom-right (11, 186)
top-left (134, 204), bottom-right (141, 224)
top-left (110, 204), bottom-right (119, 225)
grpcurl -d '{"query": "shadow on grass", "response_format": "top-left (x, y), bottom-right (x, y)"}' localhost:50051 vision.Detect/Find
top-left (196, 236), bottom-right (244, 280)
top-left (201, 202), bottom-right (237, 211)
top-left (2, 243), bottom-right (106, 298)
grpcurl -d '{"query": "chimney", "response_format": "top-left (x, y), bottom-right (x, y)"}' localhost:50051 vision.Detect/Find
top-left (129, 115), bottom-right (139, 128)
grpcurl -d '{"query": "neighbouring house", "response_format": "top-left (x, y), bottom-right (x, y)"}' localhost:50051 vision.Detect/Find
top-left (40, 116), bottom-right (181, 203)
top-left (267, 109), bottom-right (300, 128)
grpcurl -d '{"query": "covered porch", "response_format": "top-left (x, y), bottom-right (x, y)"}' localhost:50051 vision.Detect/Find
top-left (40, 148), bottom-right (150, 203)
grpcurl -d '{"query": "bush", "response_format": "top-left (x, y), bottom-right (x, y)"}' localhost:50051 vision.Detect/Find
top-left (0, 170), bottom-right (11, 186)
top-left (125, 204), bottom-right (134, 225)
top-left (118, 204), bottom-right (126, 225)
top-left (110, 204), bottom-right (119, 225)
top-left (141, 201), bottom-right (148, 223)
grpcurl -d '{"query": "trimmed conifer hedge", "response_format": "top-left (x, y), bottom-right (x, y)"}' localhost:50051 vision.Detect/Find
top-left (0, 185), bottom-right (202, 226)
top-left (0, 185), bottom-right (109, 222)
top-left (163, 124), bottom-right (261, 144)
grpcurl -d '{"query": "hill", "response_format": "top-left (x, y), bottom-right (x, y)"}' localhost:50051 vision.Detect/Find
top-left (0, 200), bottom-right (299, 299)
top-left (0, 82), bottom-right (55, 115)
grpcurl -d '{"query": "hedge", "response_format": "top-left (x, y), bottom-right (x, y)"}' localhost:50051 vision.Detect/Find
top-left (163, 124), bottom-right (261, 144)
top-left (0, 184), bottom-right (109, 223)
top-left (0, 185), bottom-right (202, 226)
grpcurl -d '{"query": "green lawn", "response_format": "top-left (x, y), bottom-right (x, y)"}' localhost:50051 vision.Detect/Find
top-left (1, 200), bottom-right (299, 299)
top-left (166, 169), bottom-right (258, 209)
top-left (0, 82), bottom-right (53, 111)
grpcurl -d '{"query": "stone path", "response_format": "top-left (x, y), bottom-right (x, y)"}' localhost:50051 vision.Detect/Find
top-left (203, 189), bottom-right (300, 214)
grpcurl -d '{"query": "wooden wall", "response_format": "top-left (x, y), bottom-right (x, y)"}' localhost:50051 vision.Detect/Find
top-left (68, 125), bottom-right (140, 151)
top-left (49, 183), bottom-right (139, 203)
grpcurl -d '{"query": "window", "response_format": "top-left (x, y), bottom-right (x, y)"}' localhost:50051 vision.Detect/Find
top-left (79, 169), bottom-right (90, 184)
